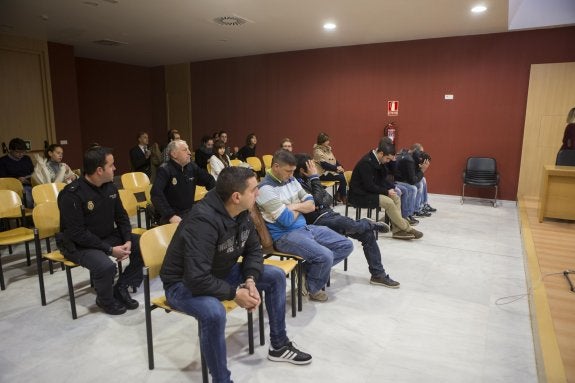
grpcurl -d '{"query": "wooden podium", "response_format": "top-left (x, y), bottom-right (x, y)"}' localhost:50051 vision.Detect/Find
top-left (538, 165), bottom-right (575, 222)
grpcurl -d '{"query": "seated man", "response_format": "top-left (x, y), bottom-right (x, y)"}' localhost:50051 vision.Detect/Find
top-left (411, 143), bottom-right (436, 214)
top-left (394, 148), bottom-right (424, 223)
top-left (57, 146), bottom-right (143, 315)
top-left (0, 137), bottom-right (34, 207)
top-left (349, 140), bottom-right (423, 240)
top-left (151, 139), bottom-right (215, 224)
top-left (161, 167), bottom-right (311, 383)
top-left (294, 154), bottom-right (399, 288)
top-left (194, 135), bottom-right (214, 170)
top-left (256, 150), bottom-right (353, 302)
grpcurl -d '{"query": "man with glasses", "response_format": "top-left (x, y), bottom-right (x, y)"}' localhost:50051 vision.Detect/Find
top-left (0, 137), bottom-right (34, 207)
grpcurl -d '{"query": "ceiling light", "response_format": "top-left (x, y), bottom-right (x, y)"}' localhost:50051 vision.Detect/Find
top-left (471, 5), bottom-right (487, 13)
top-left (323, 23), bottom-right (336, 31)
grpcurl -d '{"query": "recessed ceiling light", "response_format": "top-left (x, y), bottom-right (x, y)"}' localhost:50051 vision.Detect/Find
top-left (323, 23), bottom-right (336, 31)
top-left (471, 5), bottom-right (487, 13)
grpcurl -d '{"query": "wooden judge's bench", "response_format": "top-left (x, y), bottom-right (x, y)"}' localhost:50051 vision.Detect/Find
top-left (538, 165), bottom-right (575, 222)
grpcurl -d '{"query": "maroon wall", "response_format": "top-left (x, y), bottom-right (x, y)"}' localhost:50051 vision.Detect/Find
top-left (190, 26), bottom-right (575, 201)
top-left (75, 58), bottom-right (166, 174)
top-left (48, 42), bottom-right (83, 170)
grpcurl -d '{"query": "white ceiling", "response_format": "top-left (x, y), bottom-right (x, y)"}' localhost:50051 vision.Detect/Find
top-left (0, 0), bottom-right (573, 67)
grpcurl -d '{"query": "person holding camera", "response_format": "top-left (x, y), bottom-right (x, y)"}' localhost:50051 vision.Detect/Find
top-left (129, 131), bottom-right (152, 178)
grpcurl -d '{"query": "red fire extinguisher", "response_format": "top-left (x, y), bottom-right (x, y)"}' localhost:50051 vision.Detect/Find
top-left (384, 122), bottom-right (397, 145)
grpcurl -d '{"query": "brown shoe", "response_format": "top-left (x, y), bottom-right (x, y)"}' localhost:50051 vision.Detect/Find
top-left (392, 230), bottom-right (415, 240)
top-left (409, 228), bottom-right (423, 239)
top-left (309, 290), bottom-right (328, 302)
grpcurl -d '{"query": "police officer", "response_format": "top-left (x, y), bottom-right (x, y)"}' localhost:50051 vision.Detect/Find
top-left (151, 139), bottom-right (215, 225)
top-left (57, 146), bottom-right (143, 315)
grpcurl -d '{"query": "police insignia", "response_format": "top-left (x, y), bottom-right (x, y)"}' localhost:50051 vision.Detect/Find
top-left (87, 201), bottom-right (95, 210)
top-left (172, 177), bottom-right (177, 185)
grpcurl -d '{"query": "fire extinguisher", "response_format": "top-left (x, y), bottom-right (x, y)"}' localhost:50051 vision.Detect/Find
top-left (384, 122), bottom-right (397, 145)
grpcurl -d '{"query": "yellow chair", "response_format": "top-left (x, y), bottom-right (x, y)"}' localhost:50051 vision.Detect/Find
top-left (0, 177), bottom-right (33, 220)
top-left (32, 201), bottom-right (84, 319)
top-left (32, 182), bottom-right (66, 204)
top-left (194, 186), bottom-right (208, 201)
top-left (229, 159), bottom-right (242, 167)
top-left (262, 154), bottom-right (272, 171)
top-left (140, 223), bottom-right (263, 379)
top-left (118, 189), bottom-right (147, 234)
top-left (0, 190), bottom-right (35, 290)
top-left (245, 156), bottom-right (262, 173)
top-left (120, 172), bottom-right (151, 228)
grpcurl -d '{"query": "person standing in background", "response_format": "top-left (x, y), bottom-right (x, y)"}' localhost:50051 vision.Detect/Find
top-left (129, 132), bottom-right (152, 178)
top-left (560, 107), bottom-right (575, 150)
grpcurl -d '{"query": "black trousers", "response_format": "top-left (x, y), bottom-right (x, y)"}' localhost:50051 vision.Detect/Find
top-left (66, 231), bottom-right (143, 304)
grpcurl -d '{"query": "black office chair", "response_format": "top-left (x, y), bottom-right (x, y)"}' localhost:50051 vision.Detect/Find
top-left (461, 157), bottom-right (499, 207)
top-left (555, 149), bottom-right (575, 166)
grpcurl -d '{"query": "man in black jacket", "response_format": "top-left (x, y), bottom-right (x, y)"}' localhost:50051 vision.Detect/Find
top-left (151, 139), bottom-right (215, 224)
top-left (57, 146), bottom-right (143, 315)
top-left (161, 167), bottom-right (311, 383)
top-left (349, 140), bottom-right (423, 240)
top-left (294, 154), bottom-right (399, 288)
top-left (128, 131), bottom-right (152, 178)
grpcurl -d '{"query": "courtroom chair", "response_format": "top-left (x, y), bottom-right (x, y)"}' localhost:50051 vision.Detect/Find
top-left (0, 177), bottom-right (33, 224)
top-left (0, 190), bottom-right (35, 290)
top-left (245, 156), bottom-right (264, 178)
top-left (32, 182), bottom-right (66, 205)
top-left (194, 185), bottom-right (208, 201)
top-left (556, 149), bottom-right (575, 166)
top-left (461, 157), bottom-right (499, 207)
top-left (262, 154), bottom-right (273, 172)
top-left (120, 172), bottom-right (151, 228)
top-left (140, 223), bottom-right (264, 381)
top-left (230, 159), bottom-right (242, 167)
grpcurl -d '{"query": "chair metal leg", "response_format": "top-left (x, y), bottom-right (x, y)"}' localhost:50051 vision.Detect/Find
top-left (493, 185), bottom-right (498, 207)
top-left (290, 269), bottom-right (296, 317)
top-left (199, 325), bottom-right (208, 383)
top-left (0, 253), bottom-right (5, 290)
top-left (143, 268), bottom-right (155, 370)
top-left (297, 261), bottom-right (303, 312)
top-left (258, 290), bottom-right (265, 346)
top-left (247, 312), bottom-right (254, 354)
top-left (34, 230), bottom-right (47, 305)
top-left (25, 241), bottom-right (31, 266)
top-left (65, 266), bottom-right (77, 319)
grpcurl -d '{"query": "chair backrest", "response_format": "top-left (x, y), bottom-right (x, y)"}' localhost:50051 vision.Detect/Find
top-left (0, 189), bottom-right (24, 218)
top-left (121, 172), bottom-right (151, 193)
top-left (464, 157), bottom-right (499, 184)
top-left (140, 223), bottom-right (179, 279)
top-left (246, 157), bottom-right (262, 172)
top-left (194, 185), bottom-right (208, 201)
top-left (32, 182), bottom-right (66, 204)
top-left (556, 149), bottom-right (575, 166)
top-left (262, 154), bottom-right (272, 170)
top-left (230, 159), bottom-right (242, 167)
top-left (32, 201), bottom-right (60, 239)
top-left (248, 205), bottom-right (274, 254)
top-left (0, 177), bottom-right (24, 198)
top-left (118, 189), bottom-right (139, 217)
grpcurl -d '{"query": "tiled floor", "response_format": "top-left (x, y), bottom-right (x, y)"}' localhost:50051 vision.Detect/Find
top-left (0, 194), bottom-right (538, 383)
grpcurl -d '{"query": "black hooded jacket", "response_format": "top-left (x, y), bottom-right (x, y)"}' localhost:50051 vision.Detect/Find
top-left (160, 189), bottom-right (263, 300)
top-left (348, 151), bottom-right (394, 207)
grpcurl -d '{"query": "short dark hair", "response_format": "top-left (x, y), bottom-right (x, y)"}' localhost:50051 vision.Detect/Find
top-left (201, 135), bottom-right (212, 145)
top-left (245, 133), bottom-right (256, 146)
top-left (215, 166), bottom-right (256, 202)
top-left (137, 131), bottom-right (148, 139)
top-left (316, 132), bottom-right (329, 145)
top-left (272, 149), bottom-right (296, 167)
top-left (83, 146), bottom-right (113, 175)
top-left (167, 129), bottom-right (179, 141)
top-left (9, 138), bottom-right (27, 151)
top-left (294, 153), bottom-right (312, 178)
top-left (45, 144), bottom-right (63, 159)
top-left (377, 140), bottom-right (396, 156)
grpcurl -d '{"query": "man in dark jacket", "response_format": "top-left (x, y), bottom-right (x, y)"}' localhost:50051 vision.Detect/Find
top-left (128, 131), bottom-right (152, 178)
top-left (193, 135), bottom-right (213, 170)
top-left (294, 154), bottom-right (399, 288)
top-left (349, 140), bottom-right (423, 240)
top-left (160, 166), bottom-right (312, 383)
top-left (151, 139), bottom-right (215, 224)
top-left (57, 146), bottom-right (143, 315)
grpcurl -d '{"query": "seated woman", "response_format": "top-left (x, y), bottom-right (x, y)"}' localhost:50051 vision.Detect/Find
top-left (32, 144), bottom-right (78, 185)
top-left (237, 133), bottom-right (257, 162)
top-left (208, 140), bottom-right (231, 180)
top-left (312, 132), bottom-right (347, 204)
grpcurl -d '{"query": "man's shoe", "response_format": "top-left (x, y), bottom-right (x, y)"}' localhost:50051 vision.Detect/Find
top-left (407, 216), bottom-right (419, 225)
top-left (414, 210), bottom-right (431, 217)
top-left (409, 228), bottom-right (424, 239)
top-left (370, 274), bottom-right (400, 288)
top-left (363, 218), bottom-right (390, 233)
top-left (268, 341), bottom-right (312, 365)
top-left (309, 290), bottom-right (328, 302)
top-left (114, 285), bottom-right (139, 310)
top-left (392, 230), bottom-right (415, 240)
top-left (96, 297), bottom-right (127, 315)
top-left (423, 203), bottom-right (437, 212)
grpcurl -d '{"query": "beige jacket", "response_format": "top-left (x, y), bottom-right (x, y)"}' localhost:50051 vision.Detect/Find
top-left (313, 144), bottom-right (339, 176)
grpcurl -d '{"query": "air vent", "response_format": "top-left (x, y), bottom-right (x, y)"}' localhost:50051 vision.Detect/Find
top-left (93, 39), bottom-right (128, 46)
top-left (213, 15), bottom-right (252, 27)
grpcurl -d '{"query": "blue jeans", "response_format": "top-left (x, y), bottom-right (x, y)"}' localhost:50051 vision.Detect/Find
top-left (274, 225), bottom-right (353, 293)
top-left (165, 264), bottom-right (289, 383)
top-left (415, 178), bottom-right (428, 211)
top-left (315, 211), bottom-right (386, 277)
top-left (396, 182), bottom-right (417, 217)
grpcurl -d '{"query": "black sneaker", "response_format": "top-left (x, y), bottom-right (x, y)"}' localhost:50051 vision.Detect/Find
top-left (114, 285), bottom-right (139, 310)
top-left (96, 297), bottom-right (127, 315)
top-left (423, 203), bottom-right (437, 212)
top-left (268, 341), bottom-right (312, 365)
top-left (414, 210), bottom-right (431, 217)
top-left (370, 274), bottom-right (400, 288)
top-left (362, 218), bottom-right (390, 233)
top-left (407, 216), bottom-right (419, 225)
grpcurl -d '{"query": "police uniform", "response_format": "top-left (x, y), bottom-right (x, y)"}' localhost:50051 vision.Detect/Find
top-left (57, 177), bottom-right (143, 306)
top-left (151, 159), bottom-right (215, 224)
